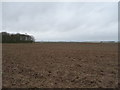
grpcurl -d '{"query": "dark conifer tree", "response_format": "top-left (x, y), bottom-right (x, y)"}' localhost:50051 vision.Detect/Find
top-left (0, 32), bottom-right (35, 43)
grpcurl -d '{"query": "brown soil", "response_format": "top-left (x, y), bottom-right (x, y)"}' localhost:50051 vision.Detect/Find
top-left (2, 43), bottom-right (118, 88)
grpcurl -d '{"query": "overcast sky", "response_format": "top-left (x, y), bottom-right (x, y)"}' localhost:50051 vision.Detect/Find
top-left (2, 2), bottom-right (118, 41)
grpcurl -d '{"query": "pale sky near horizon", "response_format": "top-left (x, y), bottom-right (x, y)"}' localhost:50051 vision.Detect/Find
top-left (1, 2), bottom-right (118, 41)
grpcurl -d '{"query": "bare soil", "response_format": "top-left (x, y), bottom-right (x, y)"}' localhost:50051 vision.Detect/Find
top-left (2, 43), bottom-right (118, 88)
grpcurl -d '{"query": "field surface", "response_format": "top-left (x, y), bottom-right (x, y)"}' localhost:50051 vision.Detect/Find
top-left (2, 43), bottom-right (118, 88)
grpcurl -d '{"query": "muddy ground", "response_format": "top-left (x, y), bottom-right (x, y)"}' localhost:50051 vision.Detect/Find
top-left (2, 43), bottom-right (118, 88)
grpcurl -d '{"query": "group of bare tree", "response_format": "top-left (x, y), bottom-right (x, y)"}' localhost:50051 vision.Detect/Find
top-left (1, 32), bottom-right (35, 43)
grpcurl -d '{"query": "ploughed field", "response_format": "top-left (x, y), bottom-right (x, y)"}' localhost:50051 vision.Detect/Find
top-left (2, 43), bottom-right (118, 88)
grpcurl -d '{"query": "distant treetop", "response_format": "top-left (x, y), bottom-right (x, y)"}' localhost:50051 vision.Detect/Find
top-left (1, 32), bottom-right (35, 43)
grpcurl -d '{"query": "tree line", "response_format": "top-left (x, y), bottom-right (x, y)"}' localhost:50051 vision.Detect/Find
top-left (1, 32), bottom-right (35, 43)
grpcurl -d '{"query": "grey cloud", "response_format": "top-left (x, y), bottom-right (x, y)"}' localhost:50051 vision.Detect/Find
top-left (2, 2), bottom-right (118, 41)
top-left (0, 2), bottom-right (2, 30)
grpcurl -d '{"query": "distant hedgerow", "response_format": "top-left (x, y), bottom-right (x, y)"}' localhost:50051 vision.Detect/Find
top-left (1, 32), bottom-right (35, 43)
